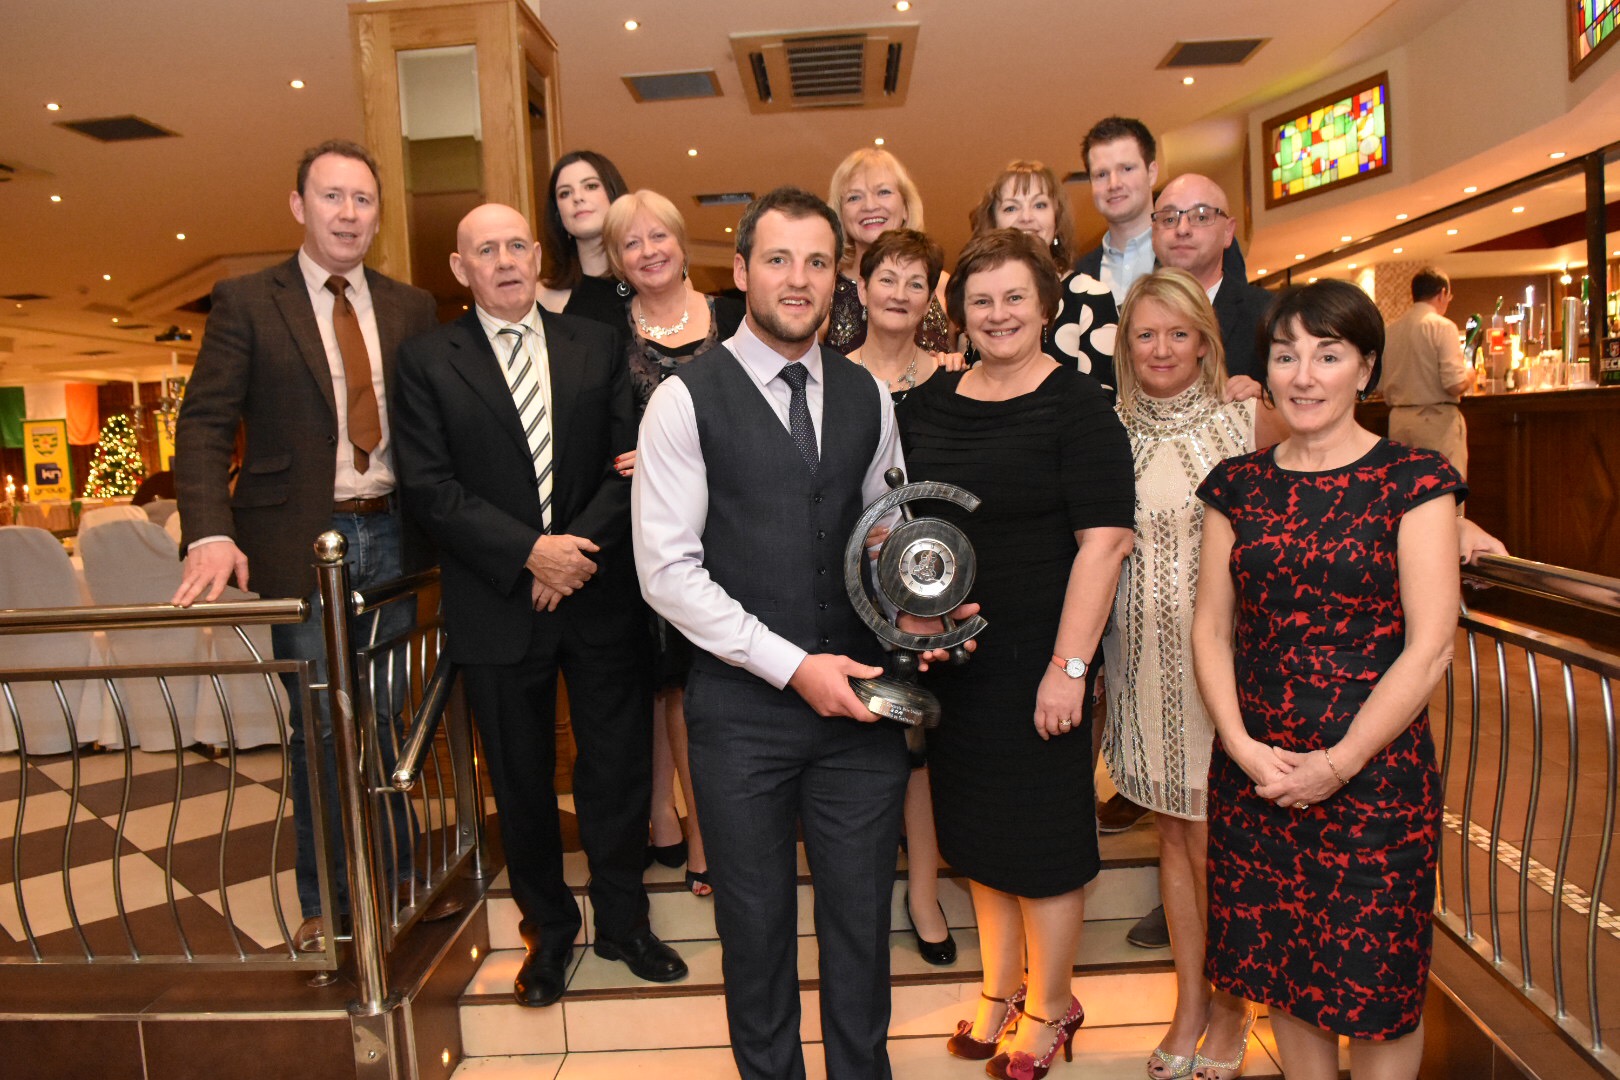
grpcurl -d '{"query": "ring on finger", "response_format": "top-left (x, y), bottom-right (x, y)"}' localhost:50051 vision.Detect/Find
top-left (1058, 720), bottom-right (1072, 731)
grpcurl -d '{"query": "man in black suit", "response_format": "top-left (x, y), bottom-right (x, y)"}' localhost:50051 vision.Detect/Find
top-left (391, 202), bottom-right (686, 1007)
top-left (1150, 173), bottom-right (1273, 385)
top-left (172, 140), bottom-right (437, 952)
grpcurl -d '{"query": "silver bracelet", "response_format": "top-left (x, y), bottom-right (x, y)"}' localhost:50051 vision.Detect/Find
top-left (1322, 747), bottom-right (1350, 787)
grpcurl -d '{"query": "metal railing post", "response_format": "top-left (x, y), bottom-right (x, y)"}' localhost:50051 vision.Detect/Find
top-left (314, 531), bottom-right (388, 1015)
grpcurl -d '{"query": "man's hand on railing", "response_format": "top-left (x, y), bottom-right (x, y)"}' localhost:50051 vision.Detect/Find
top-left (171, 539), bottom-right (250, 607)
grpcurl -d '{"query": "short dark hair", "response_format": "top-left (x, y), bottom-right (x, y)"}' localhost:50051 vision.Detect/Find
top-left (296, 140), bottom-right (380, 198)
top-left (735, 187), bottom-right (843, 265)
top-left (1262, 280), bottom-right (1385, 392)
top-left (946, 228), bottom-right (1063, 329)
top-left (1411, 266), bottom-right (1450, 303)
top-left (858, 228), bottom-right (945, 293)
top-left (1082, 116), bottom-right (1157, 171)
top-left (540, 150), bottom-right (631, 291)
top-left (966, 160), bottom-right (1077, 269)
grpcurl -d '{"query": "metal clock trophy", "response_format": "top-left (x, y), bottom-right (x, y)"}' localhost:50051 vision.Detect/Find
top-left (844, 467), bottom-right (988, 729)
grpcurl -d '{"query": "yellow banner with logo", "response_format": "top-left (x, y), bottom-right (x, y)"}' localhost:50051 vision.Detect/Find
top-left (23, 418), bottom-right (73, 501)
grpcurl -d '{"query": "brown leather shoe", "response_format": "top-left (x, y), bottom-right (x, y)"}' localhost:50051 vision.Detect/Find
top-left (1097, 792), bottom-right (1150, 834)
top-left (294, 915), bottom-right (326, 953)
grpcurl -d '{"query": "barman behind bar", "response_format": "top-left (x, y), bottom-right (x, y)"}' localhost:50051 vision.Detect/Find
top-left (1382, 266), bottom-right (1472, 480)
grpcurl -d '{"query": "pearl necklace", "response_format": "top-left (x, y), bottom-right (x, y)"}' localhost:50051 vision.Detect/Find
top-left (854, 346), bottom-right (922, 391)
top-left (635, 300), bottom-right (690, 341)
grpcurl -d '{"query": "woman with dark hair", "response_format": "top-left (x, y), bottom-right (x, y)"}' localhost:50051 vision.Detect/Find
top-left (600, 188), bottom-right (743, 897)
top-left (825, 148), bottom-right (953, 353)
top-left (968, 160), bottom-right (1119, 396)
top-left (1193, 280), bottom-right (1464, 1080)
top-left (538, 150), bottom-right (631, 325)
top-left (900, 229), bottom-right (1134, 1078)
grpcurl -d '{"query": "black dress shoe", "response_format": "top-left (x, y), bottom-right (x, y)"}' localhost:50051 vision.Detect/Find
top-left (593, 929), bottom-right (688, 983)
top-left (905, 891), bottom-right (957, 966)
top-left (514, 939), bottom-right (573, 1007)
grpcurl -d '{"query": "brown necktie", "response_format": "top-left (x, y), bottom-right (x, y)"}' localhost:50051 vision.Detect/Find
top-left (325, 275), bottom-right (380, 473)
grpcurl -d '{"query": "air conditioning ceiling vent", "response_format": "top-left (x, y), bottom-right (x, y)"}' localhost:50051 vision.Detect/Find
top-left (732, 23), bottom-right (918, 113)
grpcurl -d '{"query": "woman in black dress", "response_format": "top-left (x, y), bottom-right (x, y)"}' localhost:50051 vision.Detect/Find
top-left (537, 150), bottom-right (631, 325)
top-left (602, 189), bottom-right (743, 896)
top-left (1192, 281), bottom-right (1462, 1080)
top-left (901, 230), bottom-right (1134, 1078)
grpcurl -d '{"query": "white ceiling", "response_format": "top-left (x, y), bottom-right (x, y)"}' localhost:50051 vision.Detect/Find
top-left (0, 0), bottom-right (1613, 386)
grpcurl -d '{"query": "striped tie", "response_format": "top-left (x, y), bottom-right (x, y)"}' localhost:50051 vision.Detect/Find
top-left (497, 326), bottom-right (552, 531)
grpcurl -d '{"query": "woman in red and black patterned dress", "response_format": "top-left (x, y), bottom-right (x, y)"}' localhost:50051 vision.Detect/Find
top-left (1191, 280), bottom-right (1463, 1080)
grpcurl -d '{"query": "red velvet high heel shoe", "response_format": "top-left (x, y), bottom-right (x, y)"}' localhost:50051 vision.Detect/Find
top-left (946, 984), bottom-right (1026, 1060)
top-left (985, 996), bottom-right (1083, 1080)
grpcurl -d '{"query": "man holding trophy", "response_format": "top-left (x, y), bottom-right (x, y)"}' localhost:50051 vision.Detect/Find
top-left (633, 187), bottom-right (976, 1080)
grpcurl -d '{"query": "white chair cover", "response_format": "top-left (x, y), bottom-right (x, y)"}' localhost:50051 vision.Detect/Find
top-left (78, 504), bottom-right (148, 533)
top-left (0, 527), bottom-right (106, 754)
top-left (142, 498), bottom-right (178, 526)
top-left (162, 512), bottom-right (183, 545)
top-left (78, 520), bottom-right (287, 750)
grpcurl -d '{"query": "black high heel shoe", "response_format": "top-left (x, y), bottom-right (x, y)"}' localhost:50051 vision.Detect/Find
top-left (905, 890), bottom-right (957, 966)
top-left (644, 838), bottom-right (688, 870)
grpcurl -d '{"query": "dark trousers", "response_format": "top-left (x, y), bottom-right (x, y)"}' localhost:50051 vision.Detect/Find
top-left (461, 610), bottom-right (653, 945)
top-left (685, 667), bottom-right (909, 1080)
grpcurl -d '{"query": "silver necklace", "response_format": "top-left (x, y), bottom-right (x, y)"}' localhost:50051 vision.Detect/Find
top-left (636, 301), bottom-right (689, 341)
top-left (854, 346), bottom-right (921, 391)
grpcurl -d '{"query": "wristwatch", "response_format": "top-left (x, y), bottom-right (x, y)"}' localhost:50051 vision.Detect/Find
top-left (1051, 655), bottom-right (1087, 679)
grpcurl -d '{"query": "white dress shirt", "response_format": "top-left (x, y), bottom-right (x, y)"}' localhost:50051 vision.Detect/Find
top-left (1100, 227), bottom-right (1155, 306)
top-left (632, 318), bottom-right (904, 690)
top-left (471, 302), bottom-right (555, 499)
top-left (297, 248), bottom-right (393, 501)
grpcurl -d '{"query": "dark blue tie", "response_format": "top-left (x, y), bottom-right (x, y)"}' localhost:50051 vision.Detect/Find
top-left (778, 362), bottom-right (818, 474)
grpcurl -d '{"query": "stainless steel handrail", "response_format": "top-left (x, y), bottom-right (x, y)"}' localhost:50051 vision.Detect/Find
top-left (1463, 553), bottom-right (1620, 616)
top-left (0, 598), bottom-right (309, 633)
top-left (391, 656), bottom-right (458, 791)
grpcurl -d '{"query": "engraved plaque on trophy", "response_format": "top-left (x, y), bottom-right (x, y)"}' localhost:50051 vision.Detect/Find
top-left (843, 467), bottom-right (987, 728)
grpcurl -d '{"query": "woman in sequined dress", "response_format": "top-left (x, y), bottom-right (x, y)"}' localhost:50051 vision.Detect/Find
top-left (601, 189), bottom-right (742, 897)
top-left (537, 151), bottom-right (633, 326)
top-left (968, 160), bottom-right (1121, 399)
top-left (825, 148), bottom-right (953, 353)
top-left (1101, 269), bottom-right (1280, 1079)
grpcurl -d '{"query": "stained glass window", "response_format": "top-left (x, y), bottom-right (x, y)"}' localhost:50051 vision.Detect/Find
top-left (1571, 0), bottom-right (1619, 77)
top-left (1261, 73), bottom-right (1391, 209)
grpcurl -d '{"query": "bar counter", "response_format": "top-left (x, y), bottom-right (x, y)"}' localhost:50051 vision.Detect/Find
top-left (1358, 386), bottom-right (1620, 576)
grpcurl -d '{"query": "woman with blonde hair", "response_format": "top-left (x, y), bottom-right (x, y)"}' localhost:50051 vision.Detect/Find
top-left (601, 188), bottom-right (743, 896)
top-left (1102, 269), bottom-right (1277, 1079)
top-left (826, 147), bottom-right (952, 353)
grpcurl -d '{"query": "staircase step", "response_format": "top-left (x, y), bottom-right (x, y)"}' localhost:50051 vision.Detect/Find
top-left (485, 830), bottom-right (1163, 951)
top-left (459, 920), bottom-right (1174, 1057)
top-left (451, 1023), bottom-right (1289, 1078)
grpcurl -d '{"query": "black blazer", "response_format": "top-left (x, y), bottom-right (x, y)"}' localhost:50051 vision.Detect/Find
top-left (392, 306), bottom-right (639, 665)
top-left (174, 255), bottom-right (438, 598)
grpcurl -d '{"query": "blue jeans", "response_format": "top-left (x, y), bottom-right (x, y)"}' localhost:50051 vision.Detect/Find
top-left (271, 509), bottom-right (415, 919)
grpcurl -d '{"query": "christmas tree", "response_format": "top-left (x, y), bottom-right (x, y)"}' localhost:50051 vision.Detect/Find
top-left (83, 413), bottom-right (143, 497)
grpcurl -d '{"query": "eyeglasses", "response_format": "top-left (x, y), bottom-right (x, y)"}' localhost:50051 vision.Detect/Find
top-left (1150, 205), bottom-right (1230, 230)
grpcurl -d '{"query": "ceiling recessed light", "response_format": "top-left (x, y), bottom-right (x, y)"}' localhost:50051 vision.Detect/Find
top-left (1392, 247), bottom-right (1404, 254)
top-left (1549, 150), bottom-right (1567, 159)
top-left (725, 226), bottom-right (734, 233)
top-left (1463, 185), bottom-right (1478, 193)
top-left (1182, 76), bottom-right (1195, 85)
top-left (1348, 263), bottom-right (1358, 270)
top-left (1446, 228), bottom-right (1459, 235)
top-left (624, 19), bottom-right (639, 30)
top-left (176, 232), bottom-right (186, 240)
top-left (1340, 234), bottom-right (1353, 243)
top-left (894, 0), bottom-right (911, 10)
top-left (687, 148), bottom-right (698, 157)
top-left (49, 194), bottom-right (61, 203)
top-left (873, 137), bottom-right (885, 146)
top-left (1308, 277), bottom-right (1319, 284)
top-left (1512, 206), bottom-right (1525, 213)
top-left (111, 318), bottom-right (119, 324)
top-left (1395, 213), bottom-right (1408, 221)
top-left (1294, 254), bottom-right (1305, 260)
top-left (1257, 268), bottom-right (1268, 275)
top-left (102, 274), bottom-right (111, 281)
top-left (289, 79), bottom-right (305, 90)
top-left (46, 102), bottom-right (60, 112)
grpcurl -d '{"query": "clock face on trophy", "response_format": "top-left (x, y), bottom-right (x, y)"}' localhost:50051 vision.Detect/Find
top-left (843, 468), bottom-right (987, 728)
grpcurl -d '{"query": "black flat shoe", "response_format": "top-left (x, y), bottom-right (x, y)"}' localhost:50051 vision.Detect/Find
top-left (905, 891), bottom-right (957, 966)
top-left (645, 839), bottom-right (688, 869)
top-left (594, 929), bottom-right (688, 983)
top-left (514, 923), bottom-right (573, 1008)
